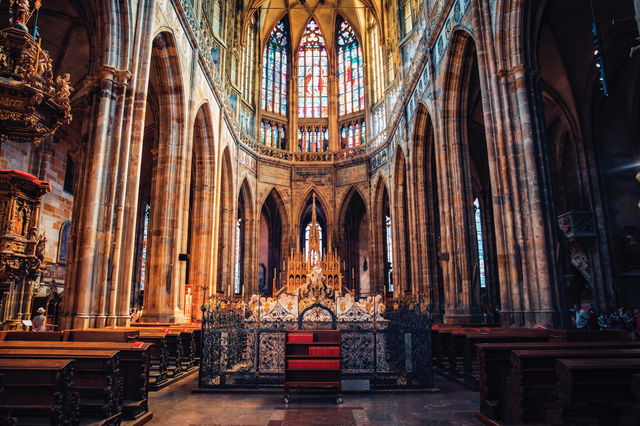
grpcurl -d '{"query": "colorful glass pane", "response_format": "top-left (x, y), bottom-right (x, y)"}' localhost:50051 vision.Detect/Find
top-left (261, 19), bottom-right (288, 115)
top-left (298, 19), bottom-right (328, 118)
top-left (337, 17), bottom-right (364, 116)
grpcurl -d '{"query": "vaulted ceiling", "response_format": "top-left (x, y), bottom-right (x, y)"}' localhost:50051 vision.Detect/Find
top-left (243, 0), bottom-right (382, 50)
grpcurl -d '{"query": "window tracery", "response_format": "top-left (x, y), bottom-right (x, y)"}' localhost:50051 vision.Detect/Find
top-left (261, 19), bottom-right (288, 115)
top-left (241, 16), bottom-right (257, 104)
top-left (340, 120), bottom-right (366, 149)
top-left (297, 19), bottom-right (328, 118)
top-left (337, 17), bottom-right (364, 115)
top-left (297, 126), bottom-right (329, 152)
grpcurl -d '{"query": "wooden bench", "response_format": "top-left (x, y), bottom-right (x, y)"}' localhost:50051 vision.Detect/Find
top-left (547, 329), bottom-right (627, 342)
top-left (451, 329), bottom-right (548, 382)
top-left (0, 358), bottom-right (79, 425)
top-left (63, 329), bottom-right (139, 343)
top-left (0, 331), bottom-right (64, 341)
top-left (0, 341), bottom-right (152, 420)
top-left (123, 328), bottom-right (188, 378)
top-left (0, 349), bottom-right (122, 424)
top-left (503, 348), bottom-right (640, 424)
top-left (476, 341), bottom-right (640, 421)
top-left (549, 358), bottom-right (640, 425)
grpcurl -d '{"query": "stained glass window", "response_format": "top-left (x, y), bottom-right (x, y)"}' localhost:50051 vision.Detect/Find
top-left (337, 17), bottom-right (364, 115)
top-left (234, 218), bottom-right (242, 294)
top-left (140, 204), bottom-right (150, 291)
top-left (203, 0), bottom-right (224, 37)
top-left (298, 19), bottom-right (328, 118)
top-left (305, 223), bottom-right (323, 264)
top-left (261, 120), bottom-right (286, 149)
top-left (402, 0), bottom-right (413, 37)
top-left (297, 126), bottom-right (328, 152)
top-left (369, 21), bottom-right (384, 102)
top-left (474, 198), bottom-right (486, 288)
top-left (340, 121), bottom-right (366, 149)
top-left (261, 19), bottom-right (288, 115)
top-left (241, 16), bottom-right (257, 103)
top-left (385, 215), bottom-right (393, 292)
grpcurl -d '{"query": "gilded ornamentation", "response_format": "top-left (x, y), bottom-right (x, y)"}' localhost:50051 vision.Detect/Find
top-left (0, 170), bottom-right (50, 282)
top-left (9, 0), bottom-right (36, 30)
top-left (55, 73), bottom-right (73, 104)
top-left (0, 27), bottom-right (73, 146)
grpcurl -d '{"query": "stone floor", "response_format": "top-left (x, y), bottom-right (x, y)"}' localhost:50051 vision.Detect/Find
top-left (147, 372), bottom-right (482, 425)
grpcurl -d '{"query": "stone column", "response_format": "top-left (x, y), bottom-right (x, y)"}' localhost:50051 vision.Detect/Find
top-left (65, 68), bottom-right (117, 329)
top-left (113, 0), bottom-right (157, 325)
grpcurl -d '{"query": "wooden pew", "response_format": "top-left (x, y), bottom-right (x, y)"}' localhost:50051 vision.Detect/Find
top-left (476, 341), bottom-right (640, 421)
top-left (65, 328), bottom-right (170, 391)
top-left (503, 348), bottom-right (640, 424)
top-left (431, 325), bottom-right (494, 371)
top-left (451, 329), bottom-right (548, 382)
top-left (0, 358), bottom-right (79, 425)
top-left (0, 349), bottom-right (122, 425)
top-left (123, 328), bottom-right (187, 378)
top-left (131, 324), bottom-right (200, 368)
top-left (0, 341), bottom-right (152, 420)
top-left (0, 331), bottom-right (64, 341)
top-left (548, 358), bottom-right (640, 425)
top-left (63, 329), bottom-right (139, 343)
top-left (547, 329), bottom-right (627, 342)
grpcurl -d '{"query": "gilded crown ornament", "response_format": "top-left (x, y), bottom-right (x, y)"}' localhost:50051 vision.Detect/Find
top-left (0, 0), bottom-right (73, 146)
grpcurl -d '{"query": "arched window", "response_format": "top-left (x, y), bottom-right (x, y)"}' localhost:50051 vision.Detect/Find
top-left (241, 16), bottom-right (257, 103)
top-left (385, 215), bottom-right (393, 292)
top-left (337, 17), bottom-right (364, 116)
top-left (368, 19), bottom-right (384, 103)
top-left (304, 223), bottom-right (323, 265)
top-left (298, 19), bottom-right (328, 118)
top-left (57, 221), bottom-right (71, 264)
top-left (261, 19), bottom-right (288, 115)
top-left (402, 0), bottom-right (413, 37)
top-left (474, 198), bottom-right (486, 288)
top-left (140, 204), bottom-right (150, 291)
top-left (234, 217), bottom-right (243, 294)
top-left (203, 0), bottom-right (224, 37)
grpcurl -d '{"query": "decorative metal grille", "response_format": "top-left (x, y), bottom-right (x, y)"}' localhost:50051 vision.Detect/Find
top-left (198, 298), bottom-right (432, 389)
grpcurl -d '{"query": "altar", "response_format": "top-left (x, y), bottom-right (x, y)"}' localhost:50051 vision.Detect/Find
top-left (198, 196), bottom-right (433, 390)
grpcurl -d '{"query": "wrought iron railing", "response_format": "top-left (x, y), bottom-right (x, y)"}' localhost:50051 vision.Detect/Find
top-left (198, 296), bottom-right (433, 389)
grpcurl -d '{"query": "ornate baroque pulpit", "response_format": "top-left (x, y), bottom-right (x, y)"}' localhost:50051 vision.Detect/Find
top-left (0, 170), bottom-right (50, 328)
top-left (0, 1), bottom-right (72, 328)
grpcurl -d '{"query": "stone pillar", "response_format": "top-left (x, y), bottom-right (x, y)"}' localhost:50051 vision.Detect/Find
top-left (113, 1), bottom-right (157, 326)
top-left (68, 68), bottom-right (117, 329)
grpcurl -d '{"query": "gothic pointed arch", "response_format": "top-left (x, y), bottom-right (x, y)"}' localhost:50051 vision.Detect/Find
top-left (216, 147), bottom-right (234, 294)
top-left (234, 178), bottom-right (255, 295)
top-left (259, 187), bottom-right (290, 295)
top-left (392, 148), bottom-right (412, 295)
top-left (261, 16), bottom-right (289, 116)
top-left (411, 103), bottom-right (444, 317)
top-left (372, 175), bottom-right (392, 296)
top-left (187, 103), bottom-right (216, 320)
top-left (440, 29), bottom-right (499, 323)
top-left (297, 18), bottom-right (329, 119)
top-left (338, 187), bottom-right (369, 296)
top-left (297, 189), bottom-right (329, 260)
top-left (136, 30), bottom-right (188, 323)
top-left (336, 14), bottom-right (365, 116)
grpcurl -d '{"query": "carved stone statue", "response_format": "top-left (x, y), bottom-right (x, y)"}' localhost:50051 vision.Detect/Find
top-left (35, 233), bottom-right (46, 263)
top-left (55, 73), bottom-right (73, 104)
top-left (568, 241), bottom-right (591, 282)
top-left (9, 0), bottom-right (35, 31)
